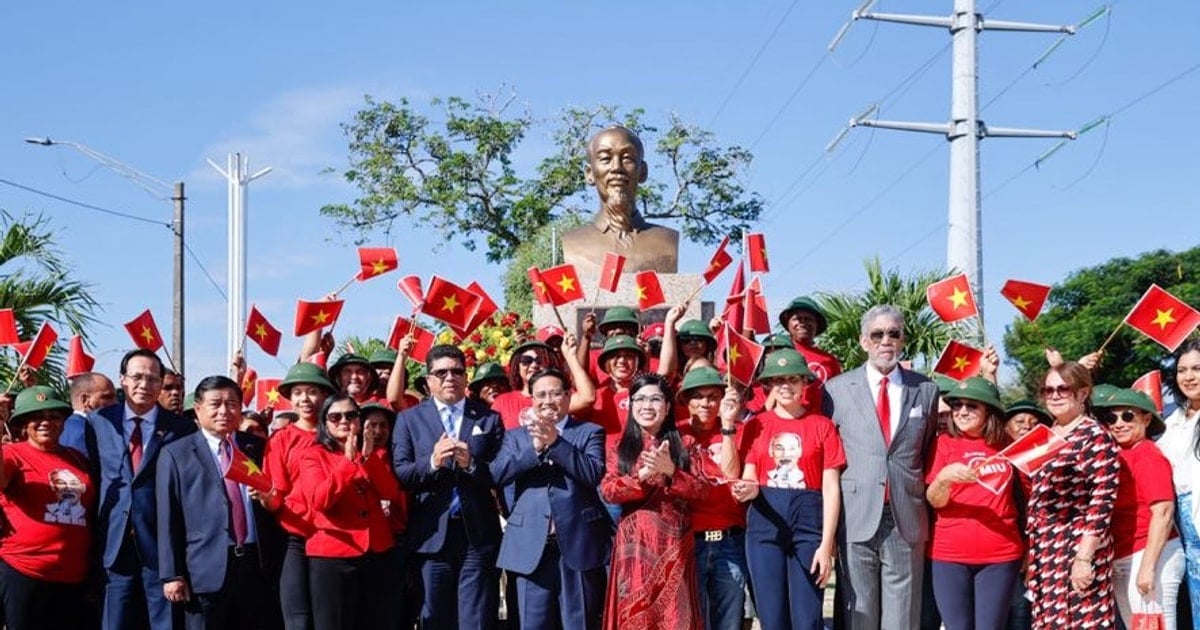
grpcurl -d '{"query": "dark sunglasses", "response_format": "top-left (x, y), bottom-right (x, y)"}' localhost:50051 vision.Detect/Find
top-left (868, 329), bottom-right (902, 342)
top-left (1039, 385), bottom-right (1074, 398)
top-left (517, 355), bottom-right (542, 366)
top-left (326, 410), bottom-right (361, 422)
top-left (430, 368), bottom-right (467, 379)
top-left (948, 400), bottom-right (982, 411)
top-left (1099, 410), bottom-right (1138, 426)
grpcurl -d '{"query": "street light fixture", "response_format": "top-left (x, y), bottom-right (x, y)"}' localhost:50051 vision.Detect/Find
top-left (25, 136), bottom-right (187, 374)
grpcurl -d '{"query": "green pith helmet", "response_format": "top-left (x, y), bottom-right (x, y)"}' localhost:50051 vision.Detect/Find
top-left (599, 306), bottom-right (641, 334)
top-left (510, 340), bottom-right (551, 359)
top-left (757, 348), bottom-right (814, 382)
top-left (932, 374), bottom-right (958, 395)
top-left (778, 296), bottom-right (828, 336)
top-left (763, 332), bottom-right (793, 350)
top-left (677, 319), bottom-right (717, 348)
top-left (469, 362), bottom-right (508, 393)
top-left (9, 386), bottom-right (71, 425)
top-left (1093, 387), bottom-right (1165, 435)
top-left (677, 366), bottom-right (725, 401)
top-left (328, 353), bottom-right (378, 391)
top-left (1090, 383), bottom-right (1120, 407)
top-left (1005, 400), bottom-right (1051, 426)
top-left (598, 334), bottom-right (647, 372)
top-left (278, 362), bottom-right (335, 399)
top-left (368, 349), bottom-right (398, 368)
top-left (943, 377), bottom-right (1004, 415)
top-left (359, 400), bottom-right (394, 420)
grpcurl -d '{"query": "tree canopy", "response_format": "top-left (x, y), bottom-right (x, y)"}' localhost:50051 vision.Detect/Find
top-left (321, 92), bottom-right (764, 262)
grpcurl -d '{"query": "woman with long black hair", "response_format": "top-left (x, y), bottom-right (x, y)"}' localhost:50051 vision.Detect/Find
top-left (1155, 338), bottom-right (1200, 627)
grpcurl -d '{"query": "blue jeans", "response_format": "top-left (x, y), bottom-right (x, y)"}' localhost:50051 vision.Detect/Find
top-left (1177, 492), bottom-right (1200, 629)
top-left (695, 531), bottom-right (748, 630)
top-left (931, 559), bottom-right (1021, 630)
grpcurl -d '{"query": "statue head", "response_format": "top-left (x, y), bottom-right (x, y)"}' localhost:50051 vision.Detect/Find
top-left (584, 126), bottom-right (648, 231)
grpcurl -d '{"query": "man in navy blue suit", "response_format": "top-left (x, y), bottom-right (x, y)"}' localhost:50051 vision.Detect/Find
top-left (157, 375), bottom-right (282, 630)
top-left (492, 368), bottom-right (612, 630)
top-left (60, 371), bottom-right (116, 457)
top-left (393, 344), bottom-right (505, 630)
top-left (84, 349), bottom-right (197, 630)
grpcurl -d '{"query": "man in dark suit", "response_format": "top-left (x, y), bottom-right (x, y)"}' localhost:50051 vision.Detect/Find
top-left (823, 305), bottom-right (940, 630)
top-left (61, 371), bottom-right (116, 456)
top-left (393, 344), bottom-right (505, 629)
top-left (492, 368), bottom-right (611, 630)
top-left (157, 375), bottom-right (282, 630)
top-left (84, 349), bottom-right (197, 630)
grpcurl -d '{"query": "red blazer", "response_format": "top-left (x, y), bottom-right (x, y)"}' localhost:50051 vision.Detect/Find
top-left (297, 443), bottom-right (403, 558)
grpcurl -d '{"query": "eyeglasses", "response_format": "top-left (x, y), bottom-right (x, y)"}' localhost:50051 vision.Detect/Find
top-left (517, 355), bottom-right (542, 367)
top-left (1099, 410), bottom-right (1138, 426)
top-left (326, 410), bottom-right (361, 423)
top-left (1040, 385), bottom-right (1075, 398)
top-left (948, 400), bottom-right (982, 411)
top-left (430, 368), bottom-right (467, 380)
top-left (123, 373), bottom-right (162, 384)
top-left (867, 329), bottom-right (903, 343)
top-left (631, 394), bottom-right (667, 406)
top-left (532, 389), bottom-right (567, 401)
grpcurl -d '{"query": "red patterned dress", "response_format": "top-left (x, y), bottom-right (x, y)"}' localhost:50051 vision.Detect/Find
top-left (1026, 417), bottom-right (1120, 629)
top-left (600, 434), bottom-right (705, 630)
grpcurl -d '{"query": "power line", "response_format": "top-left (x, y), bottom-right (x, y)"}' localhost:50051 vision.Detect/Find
top-left (709, 0), bottom-right (802, 125)
top-left (183, 242), bottom-right (227, 300)
top-left (0, 177), bottom-right (171, 228)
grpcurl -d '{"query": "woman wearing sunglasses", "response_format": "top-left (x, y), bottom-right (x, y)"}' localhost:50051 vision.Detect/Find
top-left (1155, 338), bottom-right (1200, 624)
top-left (925, 377), bottom-right (1024, 629)
top-left (1094, 387), bottom-right (1183, 629)
top-left (490, 338), bottom-right (594, 430)
top-left (1025, 362), bottom-right (1120, 629)
top-left (297, 395), bottom-right (403, 629)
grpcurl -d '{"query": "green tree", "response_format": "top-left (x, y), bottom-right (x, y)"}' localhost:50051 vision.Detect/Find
top-left (321, 92), bottom-right (764, 263)
top-left (815, 257), bottom-right (962, 371)
top-left (0, 211), bottom-right (100, 389)
top-left (1002, 247), bottom-right (1200, 397)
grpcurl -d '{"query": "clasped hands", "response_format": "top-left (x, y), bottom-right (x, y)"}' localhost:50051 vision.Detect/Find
top-left (431, 432), bottom-right (472, 470)
top-left (636, 442), bottom-right (676, 482)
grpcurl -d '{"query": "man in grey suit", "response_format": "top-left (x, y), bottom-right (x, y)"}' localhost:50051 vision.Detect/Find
top-left (823, 305), bottom-right (939, 629)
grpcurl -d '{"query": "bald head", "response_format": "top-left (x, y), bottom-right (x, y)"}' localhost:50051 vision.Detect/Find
top-left (587, 125), bottom-right (644, 162)
top-left (70, 372), bottom-right (116, 413)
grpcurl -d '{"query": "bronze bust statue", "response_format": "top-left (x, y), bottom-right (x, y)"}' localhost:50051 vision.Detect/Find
top-left (561, 126), bottom-right (679, 275)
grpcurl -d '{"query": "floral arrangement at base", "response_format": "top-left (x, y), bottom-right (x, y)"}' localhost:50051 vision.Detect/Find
top-left (434, 311), bottom-right (535, 378)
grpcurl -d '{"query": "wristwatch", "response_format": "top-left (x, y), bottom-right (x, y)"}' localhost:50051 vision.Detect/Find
top-left (720, 426), bottom-right (738, 436)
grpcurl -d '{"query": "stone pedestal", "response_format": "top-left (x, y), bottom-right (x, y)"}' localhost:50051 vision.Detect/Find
top-left (533, 271), bottom-right (714, 343)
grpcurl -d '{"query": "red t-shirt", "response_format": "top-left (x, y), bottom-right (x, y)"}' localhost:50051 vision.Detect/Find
top-left (369, 448), bottom-right (409, 536)
top-left (263, 423), bottom-right (318, 536)
top-left (742, 411), bottom-right (846, 490)
top-left (688, 423), bottom-right (749, 531)
top-left (925, 434), bottom-right (1025, 563)
top-left (793, 341), bottom-right (842, 409)
top-left (583, 379), bottom-right (630, 438)
top-left (0, 443), bottom-right (96, 583)
top-left (491, 391), bottom-right (534, 430)
top-left (1112, 439), bottom-right (1178, 558)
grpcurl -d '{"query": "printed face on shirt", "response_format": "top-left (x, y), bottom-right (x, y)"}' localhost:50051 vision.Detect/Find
top-left (766, 432), bottom-right (806, 489)
top-left (289, 383), bottom-right (328, 423)
top-left (1177, 350), bottom-right (1200, 404)
top-left (45, 468), bottom-right (87, 526)
top-left (195, 387), bottom-right (242, 437)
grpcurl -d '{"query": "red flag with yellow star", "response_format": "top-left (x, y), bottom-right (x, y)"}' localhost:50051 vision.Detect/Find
top-left (356, 246), bottom-right (399, 281)
top-left (1000, 279), bottom-right (1050, 321)
top-left (743, 277), bottom-right (771, 335)
top-left (926, 274), bottom-right (979, 324)
top-left (722, 261), bottom-right (746, 332)
top-left (634, 270), bottom-right (666, 309)
top-left (420, 276), bottom-right (481, 331)
top-left (1124, 284), bottom-right (1200, 352)
top-left (124, 309), bottom-right (164, 352)
top-left (387, 315), bottom-right (436, 363)
top-left (241, 368), bottom-right (258, 408)
top-left (540, 264), bottom-right (585, 306)
top-left (0, 308), bottom-right (18, 346)
top-left (21, 322), bottom-right (59, 369)
top-left (746, 233), bottom-right (769, 273)
top-left (294, 299), bottom-right (345, 337)
top-left (932, 340), bottom-right (984, 380)
top-left (1131, 370), bottom-right (1164, 415)
top-left (461, 281), bottom-right (499, 337)
top-left (256, 377), bottom-right (292, 411)
top-left (222, 438), bottom-right (273, 493)
top-left (527, 267), bottom-right (551, 306)
top-left (703, 236), bottom-right (733, 284)
top-left (66, 335), bottom-right (95, 378)
top-left (722, 324), bottom-right (764, 385)
top-left (245, 306), bottom-right (282, 356)
top-left (598, 252), bottom-right (626, 293)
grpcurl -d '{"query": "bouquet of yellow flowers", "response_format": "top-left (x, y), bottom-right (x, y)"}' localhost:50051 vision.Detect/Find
top-left (435, 312), bottom-right (536, 377)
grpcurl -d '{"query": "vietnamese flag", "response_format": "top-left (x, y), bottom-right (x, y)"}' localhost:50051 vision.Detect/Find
top-left (420, 276), bottom-right (481, 332)
top-left (0, 308), bottom-right (18, 346)
top-left (294, 299), bottom-right (345, 337)
top-left (998, 424), bottom-right (1068, 476)
top-left (527, 267), bottom-right (551, 306)
top-left (66, 335), bottom-right (95, 378)
top-left (256, 378), bottom-right (292, 411)
top-left (634, 271), bottom-right (666, 309)
top-left (397, 275), bottom-right (425, 307)
top-left (599, 252), bottom-right (626, 293)
top-left (241, 368), bottom-right (258, 408)
top-left (724, 325), bottom-right (765, 385)
top-left (927, 274), bottom-right (979, 324)
top-left (387, 316), bottom-right (436, 363)
top-left (21, 322), bottom-right (59, 370)
top-left (124, 309), bottom-right (164, 352)
top-left (245, 306), bottom-right (282, 356)
top-left (462, 281), bottom-right (500, 337)
top-left (932, 339), bottom-right (984, 380)
top-left (703, 236), bottom-right (734, 284)
top-left (222, 438), bottom-right (273, 493)
top-left (356, 246), bottom-right (399, 281)
top-left (743, 277), bottom-right (771, 335)
top-left (541, 264), bottom-right (585, 306)
top-left (1124, 284), bottom-right (1200, 352)
top-left (723, 261), bottom-right (746, 331)
top-left (746, 233), bottom-right (769, 273)
top-left (1131, 370), bottom-right (1164, 415)
top-left (1000, 279), bottom-right (1051, 321)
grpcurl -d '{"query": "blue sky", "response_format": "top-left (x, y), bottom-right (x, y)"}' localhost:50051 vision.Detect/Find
top-left (2, 1), bottom-right (1196, 383)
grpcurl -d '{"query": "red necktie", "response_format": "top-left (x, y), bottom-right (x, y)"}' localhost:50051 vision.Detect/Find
top-left (877, 378), bottom-right (891, 502)
top-left (220, 440), bottom-right (249, 546)
top-left (129, 417), bottom-right (144, 472)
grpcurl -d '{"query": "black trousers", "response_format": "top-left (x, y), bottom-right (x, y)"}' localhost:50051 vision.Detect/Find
top-left (279, 535), bottom-right (311, 630)
top-left (0, 558), bottom-right (87, 630)
top-left (180, 545), bottom-right (268, 630)
top-left (308, 552), bottom-right (395, 630)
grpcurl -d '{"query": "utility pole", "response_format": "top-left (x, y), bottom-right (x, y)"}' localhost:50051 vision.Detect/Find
top-left (829, 0), bottom-right (1081, 324)
top-left (172, 182), bottom-right (185, 373)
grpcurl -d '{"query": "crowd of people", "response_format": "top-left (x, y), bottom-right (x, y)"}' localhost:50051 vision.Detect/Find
top-left (0, 295), bottom-right (1198, 630)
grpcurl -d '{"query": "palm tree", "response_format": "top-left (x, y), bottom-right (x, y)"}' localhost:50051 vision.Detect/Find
top-left (815, 257), bottom-right (973, 372)
top-left (0, 211), bottom-right (100, 389)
